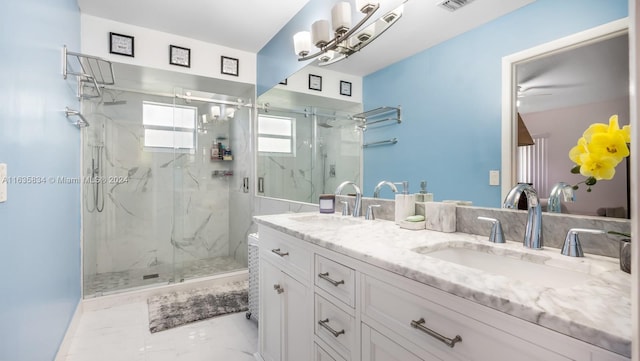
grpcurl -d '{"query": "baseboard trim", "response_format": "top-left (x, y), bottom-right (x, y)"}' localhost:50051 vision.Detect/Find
top-left (54, 300), bottom-right (84, 361)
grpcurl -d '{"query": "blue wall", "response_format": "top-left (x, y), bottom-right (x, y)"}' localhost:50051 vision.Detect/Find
top-left (0, 0), bottom-right (81, 360)
top-left (363, 0), bottom-right (628, 207)
top-left (257, 1), bottom-right (333, 96)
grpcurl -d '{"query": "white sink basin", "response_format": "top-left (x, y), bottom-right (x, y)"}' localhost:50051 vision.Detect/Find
top-left (414, 244), bottom-right (597, 289)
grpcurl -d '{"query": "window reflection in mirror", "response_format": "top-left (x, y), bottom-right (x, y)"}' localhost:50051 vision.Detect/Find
top-left (256, 72), bottom-right (363, 204)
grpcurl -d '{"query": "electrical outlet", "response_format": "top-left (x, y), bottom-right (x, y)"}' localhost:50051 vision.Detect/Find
top-left (0, 163), bottom-right (7, 202)
top-left (329, 164), bottom-right (336, 178)
top-left (489, 170), bottom-right (500, 186)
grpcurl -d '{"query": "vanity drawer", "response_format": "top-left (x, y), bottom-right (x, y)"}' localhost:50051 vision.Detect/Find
top-left (315, 342), bottom-right (347, 361)
top-left (315, 255), bottom-right (356, 308)
top-left (259, 227), bottom-right (312, 281)
top-left (315, 294), bottom-right (356, 360)
top-left (361, 275), bottom-right (571, 361)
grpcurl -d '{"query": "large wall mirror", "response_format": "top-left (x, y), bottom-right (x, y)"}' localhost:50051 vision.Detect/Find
top-left (256, 0), bottom-right (629, 213)
top-left (502, 19), bottom-right (630, 218)
top-left (256, 65), bottom-right (363, 204)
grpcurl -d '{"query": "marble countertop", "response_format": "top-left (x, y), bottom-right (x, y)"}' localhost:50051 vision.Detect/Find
top-left (254, 212), bottom-right (632, 357)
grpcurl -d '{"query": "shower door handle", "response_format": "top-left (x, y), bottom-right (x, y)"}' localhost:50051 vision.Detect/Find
top-left (258, 177), bottom-right (264, 193)
top-left (242, 177), bottom-right (249, 193)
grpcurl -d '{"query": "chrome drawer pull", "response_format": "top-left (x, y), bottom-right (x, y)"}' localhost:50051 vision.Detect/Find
top-left (271, 248), bottom-right (289, 257)
top-left (318, 318), bottom-right (345, 338)
top-left (410, 318), bottom-right (462, 348)
top-left (318, 272), bottom-right (345, 287)
top-left (273, 284), bottom-right (284, 294)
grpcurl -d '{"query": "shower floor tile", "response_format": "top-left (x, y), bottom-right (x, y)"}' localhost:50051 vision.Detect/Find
top-left (84, 256), bottom-right (245, 297)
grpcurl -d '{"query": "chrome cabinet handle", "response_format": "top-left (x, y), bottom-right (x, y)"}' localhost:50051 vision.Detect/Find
top-left (410, 318), bottom-right (462, 348)
top-left (318, 318), bottom-right (345, 338)
top-left (318, 272), bottom-right (345, 287)
top-left (271, 248), bottom-right (289, 257)
top-left (273, 284), bottom-right (284, 294)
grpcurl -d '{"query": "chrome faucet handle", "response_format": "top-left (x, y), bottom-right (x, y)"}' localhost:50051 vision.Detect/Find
top-left (366, 204), bottom-right (381, 220)
top-left (561, 228), bottom-right (605, 257)
top-left (340, 201), bottom-right (350, 216)
top-left (477, 217), bottom-right (505, 243)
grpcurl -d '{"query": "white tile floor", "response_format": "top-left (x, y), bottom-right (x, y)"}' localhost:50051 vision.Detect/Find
top-left (61, 302), bottom-right (258, 361)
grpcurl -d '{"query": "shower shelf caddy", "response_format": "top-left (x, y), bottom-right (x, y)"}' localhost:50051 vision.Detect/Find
top-left (354, 106), bottom-right (401, 130)
top-left (62, 45), bottom-right (115, 100)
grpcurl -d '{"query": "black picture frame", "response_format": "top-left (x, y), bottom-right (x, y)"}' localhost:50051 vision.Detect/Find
top-left (340, 80), bottom-right (352, 96)
top-left (309, 74), bottom-right (322, 91)
top-left (109, 32), bottom-right (134, 57)
top-left (279, 78), bottom-right (288, 85)
top-left (169, 45), bottom-right (191, 68)
top-left (221, 56), bottom-right (239, 76)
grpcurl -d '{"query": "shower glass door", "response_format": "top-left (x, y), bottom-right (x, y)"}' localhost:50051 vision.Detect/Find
top-left (82, 89), bottom-right (175, 297)
top-left (170, 89), bottom-right (252, 283)
top-left (81, 63), bottom-right (255, 298)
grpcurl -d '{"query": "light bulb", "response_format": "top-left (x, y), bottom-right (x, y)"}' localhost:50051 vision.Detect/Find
top-left (293, 31), bottom-right (311, 57)
top-left (331, 2), bottom-right (352, 36)
top-left (311, 20), bottom-right (330, 48)
top-left (210, 106), bottom-right (220, 118)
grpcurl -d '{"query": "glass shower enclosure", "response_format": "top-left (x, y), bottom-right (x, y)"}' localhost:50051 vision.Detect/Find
top-left (81, 64), bottom-right (253, 297)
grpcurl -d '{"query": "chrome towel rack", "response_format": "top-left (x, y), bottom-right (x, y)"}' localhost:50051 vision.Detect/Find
top-left (354, 106), bottom-right (401, 130)
top-left (363, 137), bottom-right (398, 148)
top-left (62, 45), bottom-right (115, 99)
top-left (65, 107), bottom-right (90, 128)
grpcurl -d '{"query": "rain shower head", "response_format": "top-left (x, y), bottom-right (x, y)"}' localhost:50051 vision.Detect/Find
top-left (317, 117), bottom-right (336, 128)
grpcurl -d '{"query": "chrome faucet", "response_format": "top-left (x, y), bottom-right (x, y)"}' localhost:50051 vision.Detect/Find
top-left (335, 181), bottom-right (362, 217)
top-left (503, 183), bottom-right (543, 249)
top-left (373, 180), bottom-right (398, 198)
top-left (561, 228), bottom-right (605, 257)
top-left (548, 182), bottom-right (575, 213)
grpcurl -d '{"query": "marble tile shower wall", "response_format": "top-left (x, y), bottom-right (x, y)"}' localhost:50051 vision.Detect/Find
top-left (83, 92), bottom-right (250, 277)
top-left (257, 112), bottom-right (315, 203)
top-left (320, 126), bottom-right (361, 196)
top-left (256, 114), bottom-right (360, 203)
top-left (228, 107), bottom-right (253, 266)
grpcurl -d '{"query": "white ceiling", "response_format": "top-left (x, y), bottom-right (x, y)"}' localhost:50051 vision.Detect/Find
top-left (516, 33), bottom-right (629, 114)
top-left (77, 0), bottom-right (535, 76)
top-left (328, 0), bottom-right (535, 76)
top-left (76, 0), bottom-right (310, 52)
top-left (77, 0), bottom-right (627, 114)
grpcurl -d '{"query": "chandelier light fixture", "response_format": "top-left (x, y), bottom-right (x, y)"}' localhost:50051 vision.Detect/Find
top-left (293, 1), bottom-right (405, 66)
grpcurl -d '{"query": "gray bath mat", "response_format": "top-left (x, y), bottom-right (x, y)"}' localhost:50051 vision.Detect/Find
top-left (147, 280), bottom-right (249, 333)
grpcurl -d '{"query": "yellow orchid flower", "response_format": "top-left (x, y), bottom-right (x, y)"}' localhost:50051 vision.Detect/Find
top-left (568, 114), bottom-right (631, 192)
top-left (583, 122), bottom-right (608, 141)
top-left (569, 137), bottom-right (588, 165)
top-left (587, 132), bottom-right (629, 163)
top-left (583, 115), bottom-right (630, 142)
top-left (578, 152), bottom-right (617, 180)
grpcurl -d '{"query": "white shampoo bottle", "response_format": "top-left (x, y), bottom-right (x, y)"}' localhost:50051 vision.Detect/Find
top-left (395, 181), bottom-right (416, 224)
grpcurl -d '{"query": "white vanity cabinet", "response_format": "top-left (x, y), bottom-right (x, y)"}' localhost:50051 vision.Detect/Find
top-left (362, 323), bottom-right (440, 361)
top-left (258, 228), bottom-right (313, 361)
top-left (361, 274), bottom-right (571, 361)
top-left (257, 224), bottom-right (630, 361)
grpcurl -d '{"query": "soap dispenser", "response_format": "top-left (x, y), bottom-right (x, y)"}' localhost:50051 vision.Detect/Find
top-left (416, 180), bottom-right (434, 202)
top-left (395, 181), bottom-right (416, 224)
